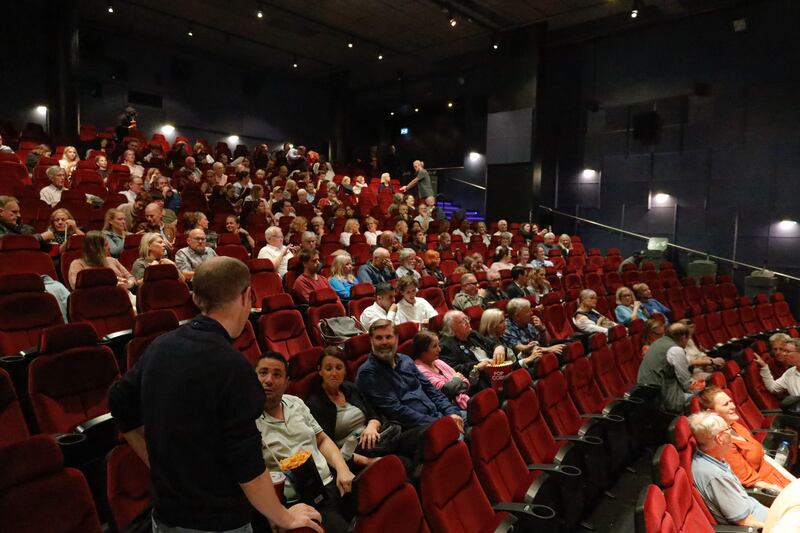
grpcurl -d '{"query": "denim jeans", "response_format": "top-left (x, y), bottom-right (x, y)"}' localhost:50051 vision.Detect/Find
top-left (152, 516), bottom-right (253, 533)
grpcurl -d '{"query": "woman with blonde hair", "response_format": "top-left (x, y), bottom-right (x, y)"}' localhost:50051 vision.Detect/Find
top-left (526, 267), bottom-right (552, 300)
top-left (615, 285), bottom-right (647, 325)
top-left (131, 233), bottom-right (181, 284)
top-left (49, 208), bottom-right (85, 254)
top-left (287, 216), bottom-right (308, 244)
top-left (329, 253), bottom-right (358, 302)
top-left (479, 308), bottom-right (541, 374)
top-left (339, 218), bottom-right (360, 246)
top-left (102, 208), bottom-right (130, 257)
top-left (59, 145), bottom-right (80, 178)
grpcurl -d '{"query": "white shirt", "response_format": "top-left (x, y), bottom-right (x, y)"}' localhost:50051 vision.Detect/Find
top-left (360, 302), bottom-right (396, 329)
top-left (339, 232), bottom-right (353, 246)
top-left (395, 265), bottom-right (420, 281)
top-left (39, 185), bottom-right (63, 207)
top-left (760, 366), bottom-right (800, 396)
top-left (666, 345), bottom-right (693, 389)
top-left (394, 297), bottom-right (437, 325)
top-left (364, 231), bottom-right (379, 247)
top-left (257, 244), bottom-right (293, 277)
top-left (121, 190), bottom-right (138, 203)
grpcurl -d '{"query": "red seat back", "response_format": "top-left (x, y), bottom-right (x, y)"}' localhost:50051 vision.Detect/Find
top-left (635, 485), bottom-right (678, 533)
top-left (29, 324), bottom-right (120, 434)
top-left (741, 348), bottom-right (780, 410)
top-left (536, 354), bottom-right (585, 436)
top-left (106, 444), bottom-right (151, 531)
top-left (421, 417), bottom-right (510, 533)
top-left (543, 304), bottom-right (575, 340)
top-left (126, 310), bottom-right (179, 369)
top-left (503, 369), bottom-right (562, 464)
top-left (258, 310), bottom-right (312, 359)
top-left (287, 347), bottom-right (324, 399)
top-left (138, 264), bottom-right (199, 320)
top-left (0, 435), bottom-right (103, 533)
top-left (231, 321), bottom-right (262, 366)
top-left (352, 455), bottom-right (430, 533)
top-left (0, 368), bottom-right (29, 447)
top-left (0, 273), bottom-right (64, 355)
top-left (652, 444), bottom-right (715, 531)
top-left (69, 268), bottom-right (136, 338)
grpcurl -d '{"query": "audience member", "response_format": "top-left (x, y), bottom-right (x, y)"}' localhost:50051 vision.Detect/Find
top-left (558, 234), bottom-right (573, 256)
top-left (482, 271), bottom-right (508, 307)
top-left (49, 207), bottom-right (85, 254)
top-left (515, 247), bottom-right (531, 267)
top-left (503, 298), bottom-right (563, 364)
top-left (680, 318), bottom-right (725, 380)
top-left (541, 232), bottom-right (557, 253)
top-left (175, 228), bottom-right (218, 281)
top-left (254, 352), bottom-right (352, 533)
top-left (452, 220), bottom-right (472, 243)
top-left (412, 330), bottom-right (470, 411)
top-left (39, 166), bottom-right (67, 207)
top-left (764, 478), bottom-right (800, 532)
top-left (697, 386), bottom-right (794, 491)
top-left (614, 286), bottom-right (647, 324)
top-left (633, 283), bottom-right (671, 322)
top-left (755, 337), bottom-right (800, 396)
top-left (408, 229), bottom-right (427, 253)
top-left (292, 248), bottom-right (332, 304)
top-left (689, 411), bottom-right (769, 528)
top-left (339, 218), bottom-right (360, 246)
top-left (451, 273), bottom-right (485, 311)
top-left (306, 348), bottom-right (388, 469)
top-left (479, 308), bottom-right (541, 378)
top-left (131, 233), bottom-right (181, 284)
top-left (641, 318), bottom-right (666, 355)
top-left (439, 310), bottom-right (508, 391)
top-left (356, 319), bottom-right (463, 433)
top-left (224, 215), bottom-right (255, 253)
top-left (573, 289), bottom-right (617, 334)
top-left (286, 216), bottom-right (308, 244)
top-left (58, 146), bottom-right (80, 178)
top-left (95, 154), bottom-right (110, 181)
top-left (258, 226), bottom-right (296, 278)
top-left (359, 283), bottom-right (397, 329)
top-left (421, 250), bottom-right (446, 286)
top-left (68, 230), bottom-right (135, 293)
top-left (393, 275), bottom-right (437, 326)
top-left (0, 134), bottom-right (13, 153)
top-left (526, 267), bottom-right (551, 301)
top-left (122, 176), bottom-right (145, 203)
top-left (152, 174), bottom-right (181, 212)
top-left (329, 254), bottom-right (357, 302)
top-left (118, 192), bottom-right (150, 232)
top-left (121, 149), bottom-right (144, 178)
top-left (102, 208), bottom-right (130, 257)
top-left (637, 322), bottom-right (695, 414)
top-left (377, 173), bottom-right (394, 194)
top-left (492, 220), bottom-right (509, 237)
top-left (413, 204), bottom-right (432, 232)
top-left (109, 257), bottom-right (322, 533)
top-left (300, 231), bottom-right (318, 253)
top-left (26, 144), bottom-right (51, 173)
top-left (435, 232), bottom-right (452, 254)
top-left (357, 247), bottom-right (396, 285)
top-left (530, 245), bottom-right (554, 268)
top-left (363, 217), bottom-right (379, 246)
top-left (399, 160), bottom-right (433, 199)
top-left (395, 248), bottom-right (421, 280)
top-left (474, 221), bottom-right (491, 246)
top-left (504, 266), bottom-right (530, 299)
top-left (180, 156), bottom-right (202, 181)
top-left (142, 202), bottom-right (176, 251)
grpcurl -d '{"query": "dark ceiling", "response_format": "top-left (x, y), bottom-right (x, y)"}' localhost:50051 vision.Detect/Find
top-left (81, 0), bottom-right (745, 88)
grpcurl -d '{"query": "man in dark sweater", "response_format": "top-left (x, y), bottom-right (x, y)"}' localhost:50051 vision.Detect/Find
top-left (108, 256), bottom-right (321, 532)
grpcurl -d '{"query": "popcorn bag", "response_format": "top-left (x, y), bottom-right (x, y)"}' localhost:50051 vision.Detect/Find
top-left (279, 450), bottom-right (326, 505)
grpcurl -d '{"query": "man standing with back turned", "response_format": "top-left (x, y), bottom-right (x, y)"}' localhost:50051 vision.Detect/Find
top-left (109, 256), bottom-right (321, 532)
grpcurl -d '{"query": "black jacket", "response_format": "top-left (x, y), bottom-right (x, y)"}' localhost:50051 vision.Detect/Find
top-left (305, 381), bottom-right (383, 440)
top-left (505, 282), bottom-right (528, 300)
top-left (439, 332), bottom-right (501, 390)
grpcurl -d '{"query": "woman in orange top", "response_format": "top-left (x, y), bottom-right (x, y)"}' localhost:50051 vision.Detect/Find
top-left (698, 386), bottom-right (795, 492)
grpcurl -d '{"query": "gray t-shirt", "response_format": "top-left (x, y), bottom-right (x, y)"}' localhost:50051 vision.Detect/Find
top-left (333, 402), bottom-right (366, 446)
top-left (416, 169), bottom-right (433, 198)
top-left (256, 395), bottom-right (332, 501)
top-left (692, 450), bottom-right (769, 524)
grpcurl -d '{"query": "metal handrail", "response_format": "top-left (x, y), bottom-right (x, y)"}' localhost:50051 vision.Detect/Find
top-left (539, 205), bottom-right (800, 282)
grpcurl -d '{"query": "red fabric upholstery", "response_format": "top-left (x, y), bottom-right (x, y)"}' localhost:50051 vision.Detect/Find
top-left (567, 356), bottom-right (613, 415)
top-left (741, 348), bottom-right (780, 410)
top-left (0, 367), bottom-right (29, 447)
top-left (261, 293), bottom-right (294, 313)
top-left (249, 260), bottom-right (284, 306)
top-left (0, 235), bottom-right (58, 279)
top-left (721, 308), bottom-right (746, 338)
top-left (536, 354), bottom-right (588, 437)
top-left (667, 417), bottom-right (717, 524)
top-left (773, 299), bottom-right (797, 328)
top-left (468, 389), bottom-right (540, 503)
top-left (353, 455), bottom-right (430, 533)
top-left (592, 342), bottom-right (633, 397)
top-left (138, 264), bottom-right (199, 320)
top-left (543, 304), bottom-right (575, 340)
top-left (349, 296), bottom-right (375, 321)
top-left (420, 417), bottom-right (511, 533)
top-left (106, 444), bottom-right (151, 531)
top-left (756, 303), bottom-right (780, 331)
top-left (418, 287), bottom-right (448, 317)
top-left (69, 268), bottom-right (136, 338)
top-left (612, 335), bottom-right (640, 384)
top-left (0, 273), bottom-right (64, 355)
top-left (636, 485), bottom-right (677, 533)
top-left (259, 310), bottom-right (312, 359)
top-left (344, 333), bottom-right (371, 380)
top-left (287, 347), bottom-right (323, 399)
top-left (653, 444), bottom-right (715, 532)
top-left (504, 369), bottom-right (565, 465)
top-left (738, 305), bottom-right (762, 335)
top-left (29, 324), bottom-right (120, 434)
top-left (126, 310), bottom-right (179, 368)
top-left (0, 435), bottom-right (103, 533)
top-left (231, 321), bottom-right (261, 366)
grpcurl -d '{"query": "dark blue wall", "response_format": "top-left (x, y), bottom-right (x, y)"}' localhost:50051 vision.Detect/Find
top-left (544, 0), bottom-right (800, 289)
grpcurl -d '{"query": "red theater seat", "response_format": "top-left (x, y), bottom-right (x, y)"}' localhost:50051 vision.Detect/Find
top-left (651, 444), bottom-right (716, 532)
top-left (231, 321), bottom-right (262, 366)
top-left (106, 444), bottom-right (151, 531)
top-left (0, 368), bottom-right (29, 447)
top-left (137, 264), bottom-right (199, 320)
top-left (68, 268), bottom-right (135, 338)
top-left (258, 306), bottom-right (312, 359)
top-left (0, 273), bottom-right (64, 356)
top-left (0, 234), bottom-right (58, 279)
top-left (0, 435), bottom-right (103, 533)
top-left (308, 288), bottom-right (346, 345)
top-left (634, 485), bottom-right (677, 533)
top-left (286, 347), bottom-right (324, 399)
top-left (126, 310), bottom-right (179, 369)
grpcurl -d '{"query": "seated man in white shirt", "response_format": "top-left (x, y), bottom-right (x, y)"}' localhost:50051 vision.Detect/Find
top-left (755, 337), bottom-right (800, 397)
top-left (258, 226), bottom-right (296, 278)
top-left (393, 275), bottom-right (437, 326)
top-left (359, 283), bottom-right (397, 329)
top-left (175, 228), bottom-right (217, 282)
top-left (39, 166), bottom-right (67, 207)
top-left (122, 176), bottom-right (145, 204)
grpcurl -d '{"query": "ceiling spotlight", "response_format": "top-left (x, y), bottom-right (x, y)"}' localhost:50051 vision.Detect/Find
top-left (448, 11), bottom-right (457, 27)
top-left (187, 26), bottom-right (194, 37)
top-left (160, 124), bottom-right (175, 135)
top-left (389, 111), bottom-right (395, 116)
top-left (228, 135), bottom-right (240, 144)
top-left (779, 220), bottom-right (798, 230)
top-left (414, 107), bottom-right (419, 113)
top-left (257, 9), bottom-right (263, 18)
top-left (492, 39), bottom-right (500, 50)
top-left (377, 53), bottom-right (384, 60)
top-left (631, 0), bottom-right (643, 18)
top-left (631, 9), bottom-right (638, 18)
top-left (35, 105), bottom-right (48, 115)
top-left (292, 61), bottom-right (298, 68)
top-left (581, 169), bottom-right (598, 179)
top-left (107, 2), bottom-right (114, 14)
top-left (347, 40), bottom-right (354, 48)
top-left (653, 193), bottom-right (670, 204)
top-left (468, 152), bottom-right (480, 162)
top-left (447, 102), bottom-right (454, 108)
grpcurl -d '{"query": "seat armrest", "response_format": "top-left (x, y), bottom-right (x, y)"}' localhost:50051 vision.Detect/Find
top-left (555, 434), bottom-right (604, 446)
top-left (527, 463), bottom-right (582, 477)
top-left (581, 412), bottom-right (625, 423)
top-left (100, 329), bottom-right (134, 344)
top-left (711, 526), bottom-right (758, 533)
top-left (618, 393), bottom-right (646, 404)
top-left (491, 514), bottom-right (517, 533)
top-left (491, 502), bottom-right (556, 531)
top-left (746, 487), bottom-right (777, 507)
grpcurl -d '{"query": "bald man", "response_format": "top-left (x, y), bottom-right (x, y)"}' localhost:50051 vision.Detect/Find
top-left (357, 247), bottom-right (397, 285)
top-left (175, 228), bottom-right (218, 281)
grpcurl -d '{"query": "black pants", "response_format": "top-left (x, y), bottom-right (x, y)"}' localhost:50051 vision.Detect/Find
top-left (251, 481), bottom-right (349, 533)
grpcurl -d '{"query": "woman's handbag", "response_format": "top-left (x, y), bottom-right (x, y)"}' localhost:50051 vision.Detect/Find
top-left (316, 316), bottom-right (367, 346)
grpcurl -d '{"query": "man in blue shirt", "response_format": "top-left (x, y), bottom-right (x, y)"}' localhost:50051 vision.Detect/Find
top-left (633, 282), bottom-right (671, 323)
top-left (356, 319), bottom-right (463, 432)
top-left (356, 248), bottom-right (397, 285)
top-left (502, 298), bottom-right (564, 366)
top-left (689, 411), bottom-right (768, 528)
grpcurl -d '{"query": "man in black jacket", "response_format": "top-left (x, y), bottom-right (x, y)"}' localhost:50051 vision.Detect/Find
top-left (108, 257), bottom-right (321, 532)
top-left (439, 310), bottom-right (510, 390)
top-left (504, 265), bottom-right (530, 300)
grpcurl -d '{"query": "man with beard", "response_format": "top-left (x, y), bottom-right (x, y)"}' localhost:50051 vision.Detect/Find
top-left (356, 319), bottom-right (463, 432)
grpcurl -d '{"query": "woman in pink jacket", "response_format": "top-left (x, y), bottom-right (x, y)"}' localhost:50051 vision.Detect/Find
top-left (412, 330), bottom-right (470, 410)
